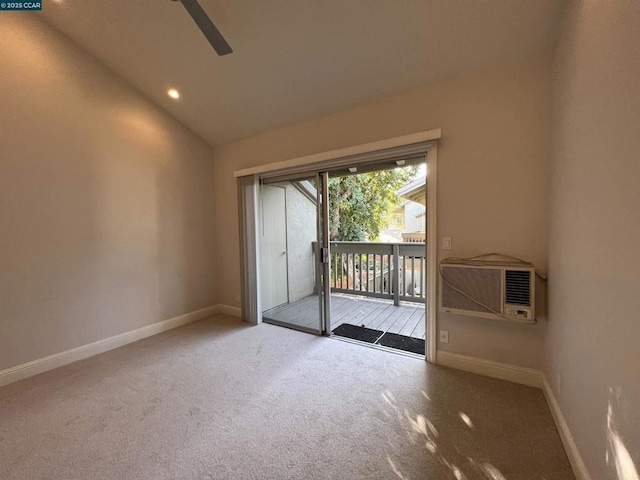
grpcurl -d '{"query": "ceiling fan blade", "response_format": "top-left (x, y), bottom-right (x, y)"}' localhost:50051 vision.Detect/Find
top-left (178, 0), bottom-right (233, 56)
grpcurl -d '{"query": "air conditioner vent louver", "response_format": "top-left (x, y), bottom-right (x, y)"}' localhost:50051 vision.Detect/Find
top-left (505, 270), bottom-right (531, 306)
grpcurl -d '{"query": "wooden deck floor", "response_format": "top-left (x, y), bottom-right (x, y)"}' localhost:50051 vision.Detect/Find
top-left (263, 294), bottom-right (426, 340)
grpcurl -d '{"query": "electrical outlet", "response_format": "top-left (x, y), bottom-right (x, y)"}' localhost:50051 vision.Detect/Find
top-left (234, 294), bottom-right (241, 304)
top-left (443, 237), bottom-right (452, 250)
top-left (439, 330), bottom-right (449, 344)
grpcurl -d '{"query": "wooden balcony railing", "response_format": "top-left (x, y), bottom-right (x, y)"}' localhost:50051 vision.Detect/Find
top-left (329, 241), bottom-right (426, 305)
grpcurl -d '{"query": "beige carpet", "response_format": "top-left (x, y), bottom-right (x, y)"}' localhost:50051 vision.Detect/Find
top-left (0, 315), bottom-right (573, 479)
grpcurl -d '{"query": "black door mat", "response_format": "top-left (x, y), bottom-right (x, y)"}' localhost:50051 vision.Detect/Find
top-left (376, 332), bottom-right (425, 355)
top-left (332, 324), bottom-right (384, 344)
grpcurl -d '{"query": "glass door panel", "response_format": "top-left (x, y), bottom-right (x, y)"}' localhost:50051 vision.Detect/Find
top-left (259, 174), bottom-right (328, 334)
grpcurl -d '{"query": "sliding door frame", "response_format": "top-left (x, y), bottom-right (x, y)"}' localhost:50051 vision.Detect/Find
top-left (425, 144), bottom-right (438, 363)
top-left (236, 130), bottom-right (440, 363)
top-left (320, 172), bottom-right (331, 334)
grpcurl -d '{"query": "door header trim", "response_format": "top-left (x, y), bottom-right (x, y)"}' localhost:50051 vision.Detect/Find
top-left (233, 129), bottom-right (441, 178)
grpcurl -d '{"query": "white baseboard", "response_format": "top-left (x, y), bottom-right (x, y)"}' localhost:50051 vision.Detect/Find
top-left (216, 304), bottom-right (242, 317)
top-left (436, 351), bottom-right (543, 388)
top-left (542, 376), bottom-right (592, 480)
top-left (0, 305), bottom-right (221, 387)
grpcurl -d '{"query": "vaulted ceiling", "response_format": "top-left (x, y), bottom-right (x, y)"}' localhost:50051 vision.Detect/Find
top-left (43, 0), bottom-right (564, 146)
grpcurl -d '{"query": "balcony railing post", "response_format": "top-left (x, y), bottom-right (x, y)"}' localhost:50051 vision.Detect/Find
top-left (392, 243), bottom-right (400, 306)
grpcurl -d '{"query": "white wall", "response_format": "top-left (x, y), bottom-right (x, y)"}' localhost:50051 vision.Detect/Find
top-left (283, 184), bottom-right (317, 302)
top-left (0, 16), bottom-right (218, 371)
top-left (547, 1), bottom-right (640, 478)
top-left (404, 201), bottom-right (426, 233)
top-left (214, 57), bottom-right (551, 370)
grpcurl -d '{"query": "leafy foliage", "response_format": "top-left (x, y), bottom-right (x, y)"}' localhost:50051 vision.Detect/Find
top-left (328, 168), bottom-right (414, 241)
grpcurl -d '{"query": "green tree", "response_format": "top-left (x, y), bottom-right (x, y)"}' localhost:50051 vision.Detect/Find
top-left (328, 168), bottom-right (414, 241)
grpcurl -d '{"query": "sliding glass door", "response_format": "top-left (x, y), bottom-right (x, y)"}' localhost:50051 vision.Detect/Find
top-left (238, 139), bottom-right (435, 360)
top-left (259, 173), bottom-right (331, 334)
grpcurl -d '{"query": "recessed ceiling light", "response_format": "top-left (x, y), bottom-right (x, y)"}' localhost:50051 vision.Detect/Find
top-left (167, 88), bottom-right (180, 100)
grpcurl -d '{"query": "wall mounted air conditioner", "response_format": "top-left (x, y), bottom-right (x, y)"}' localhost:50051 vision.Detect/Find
top-left (439, 259), bottom-right (535, 323)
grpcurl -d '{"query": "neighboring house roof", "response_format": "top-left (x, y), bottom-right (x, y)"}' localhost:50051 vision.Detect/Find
top-left (396, 176), bottom-right (426, 205)
top-left (292, 180), bottom-right (318, 204)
